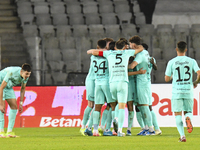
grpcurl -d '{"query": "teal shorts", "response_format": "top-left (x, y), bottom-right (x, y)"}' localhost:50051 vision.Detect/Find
top-left (3, 88), bottom-right (16, 100)
top-left (95, 84), bottom-right (115, 104)
top-left (171, 98), bottom-right (193, 112)
top-left (85, 79), bottom-right (95, 101)
top-left (127, 78), bottom-right (136, 102)
top-left (137, 85), bottom-right (150, 105)
top-left (110, 82), bottom-right (128, 104)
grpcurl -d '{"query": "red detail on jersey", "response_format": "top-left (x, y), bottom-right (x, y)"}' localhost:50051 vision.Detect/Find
top-left (99, 51), bottom-right (103, 57)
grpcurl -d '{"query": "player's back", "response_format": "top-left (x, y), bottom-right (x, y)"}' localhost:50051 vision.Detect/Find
top-left (103, 50), bottom-right (135, 83)
top-left (169, 56), bottom-right (196, 86)
top-left (94, 56), bottom-right (109, 84)
top-left (167, 56), bottom-right (199, 98)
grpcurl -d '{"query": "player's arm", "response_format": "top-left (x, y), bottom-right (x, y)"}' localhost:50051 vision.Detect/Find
top-left (134, 45), bottom-right (144, 55)
top-left (128, 61), bottom-right (138, 69)
top-left (128, 68), bottom-right (146, 76)
top-left (87, 49), bottom-right (106, 55)
top-left (193, 70), bottom-right (200, 88)
top-left (19, 82), bottom-right (26, 113)
top-left (150, 57), bottom-right (157, 70)
top-left (165, 75), bottom-right (172, 82)
top-left (0, 80), bottom-right (7, 113)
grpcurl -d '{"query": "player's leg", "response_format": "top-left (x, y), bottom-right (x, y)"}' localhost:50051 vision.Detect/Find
top-left (175, 111), bottom-right (186, 142)
top-left (0, 100), bottom-right (5, 138)
top-left (109, 101), bottom-right (117, 136)
top-left (84, 108), bottom-right (94, 136)
top-left (149, 105), bottom-right (162, 135)
top-left (4, 88), bottom-right (18, 138)
top-left (93, 104), bottom-right (102, 136)
top-left (183, 98), bottom-right (194, 134)
top-left (99, 104), bottom-right (109, 132)
top-left (80, 79), bottom-right (95, 135)
top-left (102, 85), bottom-right (116, 136)
top-left (126, 80), bottom-right (134, 136)
top-left (117, 82), bottom-right (128, 137)
top-left (172, 99), bottom-right (186, 142)
top-left (126, 101), bottom-right (134, 136)
top-left (137, 87), bottom-right (154, 135)
top-left (135, 105), bottom-right (147, 135)
top-left (103, 107), bottom-right (113, 136)
top-left (6, 98), bottom-right (18, 138)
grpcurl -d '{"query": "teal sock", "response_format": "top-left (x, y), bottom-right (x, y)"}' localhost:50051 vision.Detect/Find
top-left (93, 111), bottom-right (100, 130)
top-left (136, 111), bottom-right (145, 128)
top-left (8, 109), bottom-right (17, 131)
top-left (175, 115), bottom-right (185, 137)
top-left (0, 111), bottom-right (4, 130)
top-left (101, 109), bottom-right (108, 126)
top-left (82, 106), bottom-right (93, 126)
top-left (88, 109), bottom-right (94, 128)
top-left (151, 110), bottom-right (160, 130)
top-left (139, 106), bottom-right (153, 127)
top-left (128, 111), bottom-right (134, 128)
top-left (115, 104), bottom-right (119, 118)
top-left (118, 109), bottom-right (125, 129)
top-left (105, 108), bottom-right (112, 130)
top-left (185, 112), bottom-right (193, 121)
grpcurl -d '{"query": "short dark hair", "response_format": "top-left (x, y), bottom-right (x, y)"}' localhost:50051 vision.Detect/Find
top-left (22, 63), bottom-right (31, 72)
top-left (141, 43), bottom-right (148, 50)
top-left (97, 40), bottom-right (106, 49)
top-left (109, 41), bottom-right (116, 50)
top-left (119, 37), bottom-right (129, 45)
top-left (103, 37), bottom-right (114, 43)
top-left (177, 41), bottom-right (187, 53)
top-left (129, 35), bottom-right (142, 45)
top-left (115, 40), bottom-right (126, 49)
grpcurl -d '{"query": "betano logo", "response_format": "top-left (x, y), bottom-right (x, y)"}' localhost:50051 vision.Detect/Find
top-left (40, 117), bottom-right (82, 127)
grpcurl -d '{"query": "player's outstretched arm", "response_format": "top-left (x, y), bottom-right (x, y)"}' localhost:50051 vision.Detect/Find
top-left (165, 75), bottom-right (172, 82)
top-left (193, 70), bottom-right (200, 88)
top-left (150, 57), bottom-right (157, 70)
top-left (134, 45), bottom-right (144, 55)
top-left (87, 49), bottom-right (106, 55)
top-left (128, 68), bottom-right (146, 76)
top-left (0, 80), bottom-right (7, 113)
top-left (19, 82), bottom-right (27, 113)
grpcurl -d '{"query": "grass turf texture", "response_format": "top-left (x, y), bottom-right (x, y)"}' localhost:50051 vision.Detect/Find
top-left (0, 127), bottom-right (200, 150)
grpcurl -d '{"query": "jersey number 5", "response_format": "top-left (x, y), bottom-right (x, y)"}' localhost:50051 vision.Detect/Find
top-left (115, 54), bottom-right (122, 65)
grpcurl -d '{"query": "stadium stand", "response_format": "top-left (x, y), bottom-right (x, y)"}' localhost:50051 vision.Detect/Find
top-left (10, 0), bottom-right (200, 85)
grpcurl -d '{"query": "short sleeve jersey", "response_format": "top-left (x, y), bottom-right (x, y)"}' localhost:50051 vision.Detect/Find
top-left (103, 49), bottom-right (135, 83)
top-left (86, 55), bottom-right (97, 80)
top-left (94, 55), bottom-right (109, 85)
top-left (134, 50), bottom-right (150, 85)
top-left (0, 67), bottom-right (29, 88)
top-left (165, 56), bottom-right (200, 99)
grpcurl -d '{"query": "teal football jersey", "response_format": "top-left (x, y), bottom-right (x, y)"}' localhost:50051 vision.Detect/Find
top-left (103, 49), bottom-right (135, 83)
top-left (94, 56), bottom-right (109, 85)
top-left (165, 56), bottom-right (200, 99)
top-left (134, 50), bottom-right (150, 85)
top-left (0, 66), bottom-right (29, 88)
top-left (86, 55), bottom-right (97, 80)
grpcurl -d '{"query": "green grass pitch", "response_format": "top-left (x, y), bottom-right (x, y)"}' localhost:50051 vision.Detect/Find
top-left (0, 127), bottom-right (200, 150)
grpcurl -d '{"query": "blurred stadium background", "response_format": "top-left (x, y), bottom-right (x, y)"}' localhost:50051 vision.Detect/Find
top-left (1, 0), bottom-right (200, 86)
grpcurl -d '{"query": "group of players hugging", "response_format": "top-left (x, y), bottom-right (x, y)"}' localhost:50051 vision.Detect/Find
top-left (79, 35), bottom-right (162, 137)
